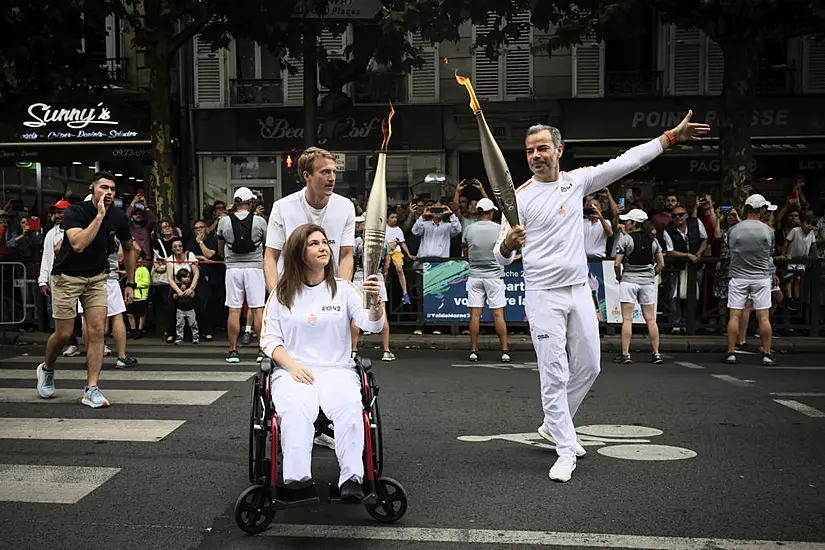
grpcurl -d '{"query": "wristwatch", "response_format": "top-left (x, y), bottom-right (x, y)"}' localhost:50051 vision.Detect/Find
top-left (126, 282), bottom-right (137, 289)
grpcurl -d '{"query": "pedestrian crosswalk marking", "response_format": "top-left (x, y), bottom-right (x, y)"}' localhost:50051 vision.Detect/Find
top-left (4, 356), bottom-right (260, 367)
top-left (0, 389), bottom-right (227, 406)
top-left (0, 346), bottom-right (263, 360)
top-left (0, 418), bottom-right (185, 442)
top-left (0, 464), bottom-right (121, 504)
top-left (0, 369), bottom-right (253, 382)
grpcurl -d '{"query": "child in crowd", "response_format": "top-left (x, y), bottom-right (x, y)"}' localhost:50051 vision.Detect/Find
top-left (126, 244), bottom-right (151, 339)
top-left (174, 268), bottom-right (199, 344)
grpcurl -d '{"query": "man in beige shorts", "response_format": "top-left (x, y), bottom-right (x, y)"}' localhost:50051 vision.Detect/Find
top-left (37, 172), bottom-right (136, 408)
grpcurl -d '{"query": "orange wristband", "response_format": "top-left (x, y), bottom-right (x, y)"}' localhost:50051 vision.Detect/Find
top-left (664, 130), bottom-right (676, 145)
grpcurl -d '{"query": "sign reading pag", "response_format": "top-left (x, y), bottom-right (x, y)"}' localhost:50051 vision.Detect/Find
top-left (292, 0), bottom-right (383, 20)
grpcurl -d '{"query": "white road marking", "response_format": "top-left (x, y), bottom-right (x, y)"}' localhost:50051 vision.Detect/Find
top-left (452, 364), bottom-right (511, 370)
top-left (760, 366), bottom-right (825, 370)
top-left (4, 356), bottom-right (258, 366)
top-left (770, 393), bottom-right (825, 397)
top-left (674, 361), bottom-right (705, 370)
top-left (0, 370), bottom-right (253, 382)
top-left (0, 389), bottom-right (226, 406)
top-left (576, 425), bottom-right (663, 438)
top-left (773, 400), bottom-right (825, 418)
top-left (0, 418), bottom-right (185, 442)
top-left (711, 374), bottom-right (753, 388)
top-left (597, 444), bottom-right (697, 461)
top-left (262, 524), bottom-right (825, 549)
top-left (0, 464), bottom-right (120, 504)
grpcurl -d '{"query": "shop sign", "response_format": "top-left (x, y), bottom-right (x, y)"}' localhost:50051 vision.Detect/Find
top-left (257, 116), bottom-right (382, 145)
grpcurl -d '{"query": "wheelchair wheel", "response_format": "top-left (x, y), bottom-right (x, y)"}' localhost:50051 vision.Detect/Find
top-left (371, 398), bottom-right (384, 477)
top-left (248, 376), bottom-right (265, 482)
top-left (235, 484), bottom-right (276, 534)
top-left (364, 477), bottom-right (408, 523)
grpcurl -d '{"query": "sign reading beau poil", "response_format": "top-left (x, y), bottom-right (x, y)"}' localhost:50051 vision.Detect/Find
top-left (16, 102), bottom-right (141, 142)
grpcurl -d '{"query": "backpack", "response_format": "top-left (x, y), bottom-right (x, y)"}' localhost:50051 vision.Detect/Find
top-left (229, 214), bottom-right (257, 254)
top-left (627, 232), bottom-right (654, 266)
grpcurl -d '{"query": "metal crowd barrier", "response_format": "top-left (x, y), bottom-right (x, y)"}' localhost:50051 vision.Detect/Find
top-left (0, 262), bottom-right (30, 325)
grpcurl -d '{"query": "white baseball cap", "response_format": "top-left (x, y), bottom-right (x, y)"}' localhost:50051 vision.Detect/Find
top-left (233, 187), bottom-right (256, 202)
top-left (84, 194), bottom-right (92, 202)
top-left (744, 194), bottom-right (778, 211)
top-left (354, 215), bottom-right (365, 223)
top-left (619, 208), bottom-right (648, 223)
top-left (476, 198), bottom-right (498, 212)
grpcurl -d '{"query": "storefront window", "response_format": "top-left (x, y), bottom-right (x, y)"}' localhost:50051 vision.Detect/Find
top-left (0, 164), bottom-right (38, 215)
top-left (333, 152), bottom-right (444, 207)
top-left (231, 156), bottom-right (277, 179)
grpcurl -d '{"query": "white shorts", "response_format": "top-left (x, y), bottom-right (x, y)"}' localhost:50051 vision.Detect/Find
top-left (358, 278), bottom-right (387, 302)
top-left (727, 278), bottom-right (771, 310)
top-left (225, 267), bottom-right (266, 309)
top-left (77, 279), bottom-right (126, 317)
top-left (466, 277), bottom-right (506, 309)
top-left (619, 281), bottom-right (657, 305)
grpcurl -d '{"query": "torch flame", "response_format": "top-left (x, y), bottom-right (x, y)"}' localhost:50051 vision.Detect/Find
top-left (455, 71), bottom-right (481, 113)
top-left (380, 100), bottom-right (395, 151)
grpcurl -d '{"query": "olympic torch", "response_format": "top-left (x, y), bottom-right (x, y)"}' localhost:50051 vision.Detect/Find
top-left (362, 102), bottom-right (394, 308)
top-left (455, 72), bottom-right (520, 228)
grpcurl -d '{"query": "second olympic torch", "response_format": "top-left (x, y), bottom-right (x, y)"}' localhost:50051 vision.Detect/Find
top-left (455, 73), bottom-right (520, 228)
top-left (362, 102), bottom-right (395, 309)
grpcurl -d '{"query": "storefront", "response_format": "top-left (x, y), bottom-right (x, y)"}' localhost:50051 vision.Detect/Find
top-left (558, 96), bottom-right (825, 206)
top-left (0, 96), bottom-right (152, 215)
top-left (192, 105), bottom-right (445, 214)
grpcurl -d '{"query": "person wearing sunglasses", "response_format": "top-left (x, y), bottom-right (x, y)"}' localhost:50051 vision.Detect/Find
top-left (663, 206), bottom-right (708, 333)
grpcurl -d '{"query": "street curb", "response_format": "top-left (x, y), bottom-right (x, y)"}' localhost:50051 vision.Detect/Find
top-left (4, 330), bottom-right (824, 354)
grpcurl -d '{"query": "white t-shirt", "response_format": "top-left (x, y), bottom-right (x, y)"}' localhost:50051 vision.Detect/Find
top-left (266, 189), bottom-right (355, 275)
top-left (785, 226), bottom-right (815, 259)
top-left (167, 252), bottom-right (198, 281)
top-left (495, 138), bottom-right (664, 291)
top-left (385, 225), bottom-right (405, 251)
top-left (260, 278), bottom-right (385, 370)
top-left (583, 219), bottom-right (609, 258)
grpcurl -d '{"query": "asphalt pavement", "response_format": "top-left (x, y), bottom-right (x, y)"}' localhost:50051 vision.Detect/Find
top-left (0, 340), bottom-right (823, 549)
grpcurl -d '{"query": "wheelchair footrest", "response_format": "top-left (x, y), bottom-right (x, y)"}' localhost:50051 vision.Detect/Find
top-left (327, 482), bottom-right (371, 505)
top-left (273, 483), bottom-right (320, 508)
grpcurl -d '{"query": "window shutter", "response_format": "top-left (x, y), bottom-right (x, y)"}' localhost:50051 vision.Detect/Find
top-left (572, 38), bottom-right (604, 98)
top-left (802, 35), bottom-right (825, 93)
top-left (669, 26), bottom-right (702, 95)
top-left (409, 32), bottom-right (439, 102)
top-left (284, 57), bottom-right (304, 105)
top-left (473, 16), bottom-right (501, 99)
top-left (705, 36), bottom-right (724, 95)
top-left (194, 35), bottom-right (225, 107)
top-left (503, 11), bottom-right (532, 98)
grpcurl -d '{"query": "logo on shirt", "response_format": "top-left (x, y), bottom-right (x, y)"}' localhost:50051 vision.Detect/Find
top-left (321, 305), bottom-right (341, 312)
top-left (307, 312), bottom-right (318, 324)
top-left (560, 183), bottom-right (573, 193)
top-left (558, 205), bottom-right (566, 215)
top-left (537, 334), bottom-right (549, 340)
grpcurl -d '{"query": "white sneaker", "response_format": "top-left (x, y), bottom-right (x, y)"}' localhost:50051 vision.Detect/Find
top-left (500, 352), bottom-right (511, 363)
top-left (382, 351), bottom-right (396, 361)
top-left (313, 433), bottom-right (336, 450)
top-left (537, 424), bottom-right (586, 457)
top-left (62, 345), bottom-right (80, 357)
top-left (103, 345), bottom-right (112, 356)
top-left (549, 456), bottom-right (577, 482)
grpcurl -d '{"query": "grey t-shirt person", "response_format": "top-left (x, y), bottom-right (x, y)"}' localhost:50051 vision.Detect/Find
top-left (216, 212), bottom-right (268, 269)
top-left (728, 219), bottom-right (776, 280)
top-left (615, 233), bottom-right (662, 286)
top-left (463, 220), bottom-right (505, 279)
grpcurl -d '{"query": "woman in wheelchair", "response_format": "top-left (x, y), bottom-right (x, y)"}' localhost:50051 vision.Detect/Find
top-left (260, 223), bottom-right (385, 504)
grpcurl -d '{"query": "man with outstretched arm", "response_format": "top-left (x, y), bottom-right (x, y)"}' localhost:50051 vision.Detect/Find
top-left (36, 173), bottom-right (136, 408)
top-left (494, 112), bottom-right (709, 482)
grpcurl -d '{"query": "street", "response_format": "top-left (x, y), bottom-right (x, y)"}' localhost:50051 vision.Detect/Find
top-left (0, 341), bottom-right (823, 549)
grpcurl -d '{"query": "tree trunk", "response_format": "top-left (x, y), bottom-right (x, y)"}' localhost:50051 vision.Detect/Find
top-left (147, 50), bottom-right (176, 226)
top-left (719, 40), bottom-right (762, 211)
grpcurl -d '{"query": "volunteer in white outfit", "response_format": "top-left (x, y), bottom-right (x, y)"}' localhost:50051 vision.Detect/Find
top-left (38, 200), bottom-right (70, 323)
top-left (264, 147), bottom-right (355, 292)
top-left (260, 223), bottom-right (385, 503)
top-left (612, 209), bottom-right (665, 365)
top-left (495, 112), bottom-right (710, 482)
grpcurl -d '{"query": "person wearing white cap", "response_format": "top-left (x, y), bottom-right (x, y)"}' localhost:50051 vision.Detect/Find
top-left (216, 186), bottom-right (269, 364)
top-left (612, 209), bottom-right (665, 365)
top-left (724, 194), bottom-right (779, 366)
top-left (495, 111), bottom-right (710, 482)
top-left (463, 197), bottom-right (510, 362)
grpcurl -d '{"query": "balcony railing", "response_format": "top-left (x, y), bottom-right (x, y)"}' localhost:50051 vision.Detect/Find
top-left (96, 57), bottom-right (128, 81)
top-left (756, 67), bottom-right (795, 95)
top-left (606, 70), bottom-right (664, 97)
top-left (353, 73), bottom-right (408, 104)
top-left (229, 79), bottom-right (284, 106)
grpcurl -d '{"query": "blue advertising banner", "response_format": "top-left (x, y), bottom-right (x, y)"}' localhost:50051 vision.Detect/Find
top-left (422, 259), bottom-right (632, 324)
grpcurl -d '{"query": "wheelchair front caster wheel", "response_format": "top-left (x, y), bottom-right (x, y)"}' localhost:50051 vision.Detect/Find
top-left (364, 477), bottom-right (408, 523)
top-left (235, 484), bottom-right (275, 534)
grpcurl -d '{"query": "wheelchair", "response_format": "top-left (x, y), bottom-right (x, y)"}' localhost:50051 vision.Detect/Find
top-left (234, 354), bottom-right (409, 534)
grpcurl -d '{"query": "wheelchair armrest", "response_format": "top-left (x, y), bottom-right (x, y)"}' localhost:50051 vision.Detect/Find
top-left (358, 357), bottom-right (372, 371)
top-left (260, 358), bottom-right (273, 374)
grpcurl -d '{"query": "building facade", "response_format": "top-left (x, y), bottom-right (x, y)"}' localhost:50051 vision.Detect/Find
top-left (190, 12), bottom-right (825, 212)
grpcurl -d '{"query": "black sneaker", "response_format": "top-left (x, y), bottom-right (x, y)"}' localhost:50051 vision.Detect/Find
top-left (339, 478), bottom-right (364, 504)
top-left (762, 352), bottom-right (777, 366)
top-left (116, 356), bottom-right (138, 369)
top-left (226, 350), bottom-right (241, 364)
top-left (650, 352), bottom-right (663, 364)
top-left (256, 350), bottom-right (265, 363)
top-left (241, 331), bottom-right (252, 345)
top-left (468, 350), bottom-right (480, 362)
top-left (725, 352), bottom-right (737, 364)
top-left (612, 354), bottom-right (632, 364)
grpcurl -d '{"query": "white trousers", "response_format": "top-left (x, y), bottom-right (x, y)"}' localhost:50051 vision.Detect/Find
top-left (271, 367), bottom-right (364, 488)
top-left (525, 283), bottom-right (601, 457)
